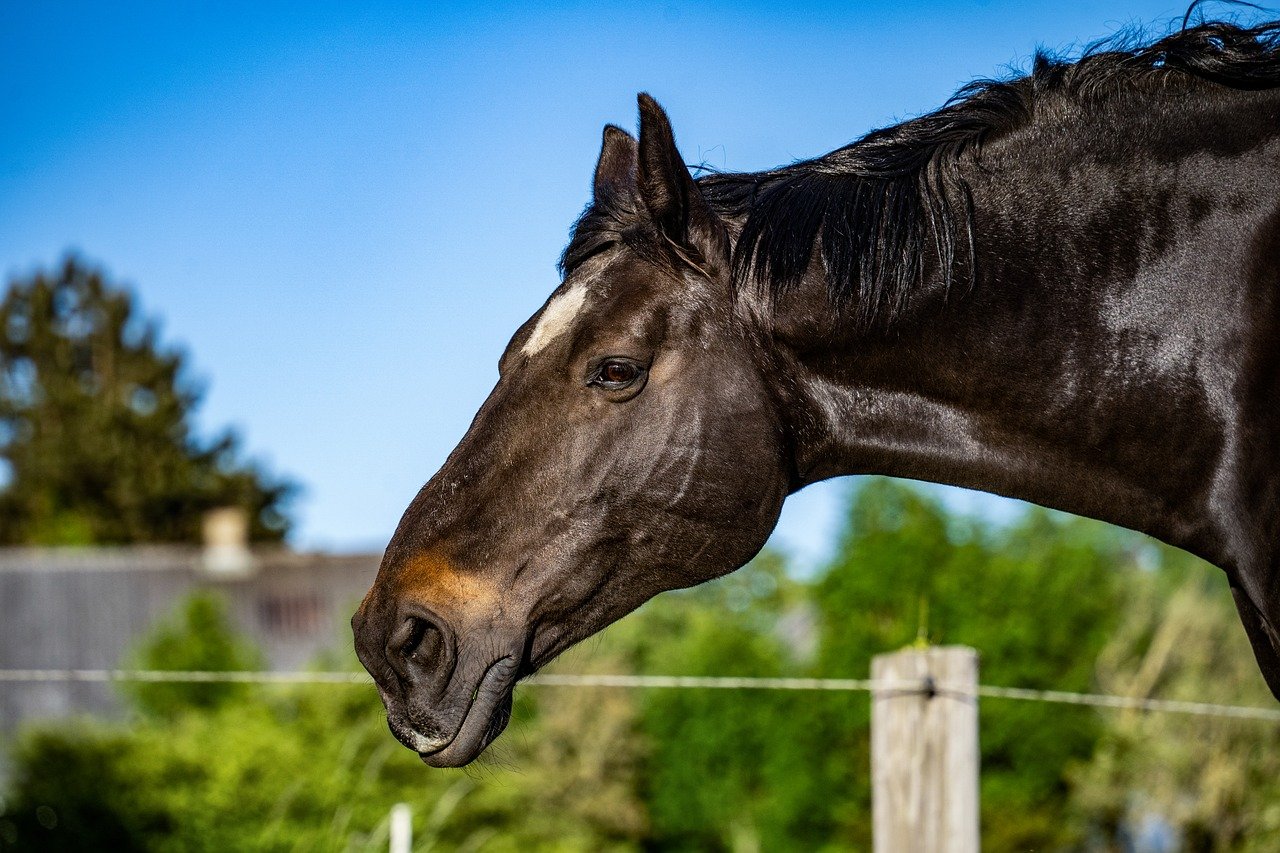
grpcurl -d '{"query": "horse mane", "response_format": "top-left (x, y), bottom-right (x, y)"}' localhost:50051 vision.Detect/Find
top-left (561, 15), bottom-right (1280, 330)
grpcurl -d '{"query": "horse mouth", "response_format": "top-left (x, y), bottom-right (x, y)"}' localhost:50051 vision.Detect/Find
top-left (407, 656), bottom-right (519, 768)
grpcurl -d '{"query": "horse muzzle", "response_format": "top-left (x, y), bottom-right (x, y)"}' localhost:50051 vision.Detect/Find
top-left (353, 600), bottom-right (522, 767)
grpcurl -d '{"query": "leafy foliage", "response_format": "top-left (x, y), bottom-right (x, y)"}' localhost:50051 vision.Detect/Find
top-left (1, 594), bottom-right (645, 852)
top-left (2, 478), bottom-right (1275, 850)
top-left (597, 552), bottom-right (841, 850)
top-left (800, 479), bottom-right (1126, 849)
top-left (0, 257), bottom-right (293, 544)
top-left (1070, 549), bottom-right (1280, 850)
top-left (122, 592), bottom-right (264, 717)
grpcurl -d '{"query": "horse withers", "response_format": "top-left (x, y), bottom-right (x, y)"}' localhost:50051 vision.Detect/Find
top-left (354, 19), bottom-right (1280, 766)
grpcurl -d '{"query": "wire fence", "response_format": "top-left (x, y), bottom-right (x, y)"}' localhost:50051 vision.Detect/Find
top-left (4, 668), bottom-right (1280, 722)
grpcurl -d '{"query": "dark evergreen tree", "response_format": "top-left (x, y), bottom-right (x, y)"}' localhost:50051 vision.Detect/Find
top-left (0, 257), bottom-right (294, 544)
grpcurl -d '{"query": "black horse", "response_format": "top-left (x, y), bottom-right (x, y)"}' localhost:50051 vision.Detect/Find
top-left (354, 18), bottom-right (1280, 766)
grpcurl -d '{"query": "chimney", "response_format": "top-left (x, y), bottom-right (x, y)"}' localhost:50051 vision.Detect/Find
top-left (201, 507), bottom-right (255, 577)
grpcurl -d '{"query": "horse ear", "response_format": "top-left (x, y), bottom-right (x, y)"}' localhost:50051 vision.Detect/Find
top-left (635, 93), bottom-right (727, 266)
top-left (593, 124), bottom-right (637, 204)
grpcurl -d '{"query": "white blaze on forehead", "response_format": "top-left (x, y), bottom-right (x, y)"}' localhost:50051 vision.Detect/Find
top-left (522, 283), bottom-right (590, 356)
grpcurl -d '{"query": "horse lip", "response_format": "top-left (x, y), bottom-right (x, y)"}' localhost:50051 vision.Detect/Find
top-left (413, 655), bottom-right (518, 766)
top-left (404, 728), bottom-right (451, 754)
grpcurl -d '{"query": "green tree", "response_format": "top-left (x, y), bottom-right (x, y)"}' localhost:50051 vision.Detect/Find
top-left (597, 551), bottom-right (837, 850)
top-left (9, 477), bottom-right (1252, 851)
top-left (811, 478), bottom-right (1132, 849)
top-left (0, 257), bottom-right (293, 544)
top-left (1070, 549), bottom-right (1280, 850)
top-left (1, 595), bottom-right (647, 852)
top-left (123, 592), bottom-right (263, 717)
top-left (572, 479), bottom-right (1140, 851)
top-left (0, 726), bottom-right (164, 852)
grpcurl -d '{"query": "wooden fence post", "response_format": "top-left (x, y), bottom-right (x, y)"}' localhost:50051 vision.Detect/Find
top-left (871, 645), bottom-right (979, 853)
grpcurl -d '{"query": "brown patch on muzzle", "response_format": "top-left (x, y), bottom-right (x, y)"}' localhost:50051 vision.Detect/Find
top-left (394, 551), bottom-right (502, 617)
top-left (354, 548), bottom-right (524, 767)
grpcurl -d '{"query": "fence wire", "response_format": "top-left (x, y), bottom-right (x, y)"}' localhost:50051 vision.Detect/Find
top-left (3, 668), bottom-right (1280, 722)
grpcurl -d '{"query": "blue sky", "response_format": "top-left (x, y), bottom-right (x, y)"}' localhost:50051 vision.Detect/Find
top-left (0, 1), bottom-right (1201, 566)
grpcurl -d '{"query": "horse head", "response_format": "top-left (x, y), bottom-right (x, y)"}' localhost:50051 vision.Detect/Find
top-left (352, 95), bottom-right (790, 766)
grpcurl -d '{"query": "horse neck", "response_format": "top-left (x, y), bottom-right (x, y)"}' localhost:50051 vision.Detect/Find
top-left (762, 95), bottom-right (1280, 574)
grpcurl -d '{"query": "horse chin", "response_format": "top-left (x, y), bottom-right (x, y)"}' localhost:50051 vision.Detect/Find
top-left (413, 656), bottom-right (518, 768)
top-left (419, 692), bottom-right (514, 767)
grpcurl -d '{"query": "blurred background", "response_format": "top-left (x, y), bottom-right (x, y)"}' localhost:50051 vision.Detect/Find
top-left (2, 2), bottom-right (1278, 850)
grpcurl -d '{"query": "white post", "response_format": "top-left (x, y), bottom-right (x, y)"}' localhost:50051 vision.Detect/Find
top-left (871, 645), bottom-right (979, 853)
top-left (389, 802), bottom-right (412, 853)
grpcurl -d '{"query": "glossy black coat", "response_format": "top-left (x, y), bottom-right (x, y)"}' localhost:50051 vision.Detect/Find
top-left (355, 20), bottom-right (1280, 765)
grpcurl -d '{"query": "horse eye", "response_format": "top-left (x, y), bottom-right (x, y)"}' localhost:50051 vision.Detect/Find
top-left (591, 358), bottom-right (644, 391)
top-left (602, 361), bottom-right (636, 384)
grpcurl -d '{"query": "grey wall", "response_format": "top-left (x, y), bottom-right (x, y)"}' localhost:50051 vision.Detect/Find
top-left (0, 547), bottom-right (379, 729)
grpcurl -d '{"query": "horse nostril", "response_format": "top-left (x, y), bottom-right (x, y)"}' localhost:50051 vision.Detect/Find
top-left (387, 611), bottom-right (450, 681)
top-left (392, 616), bottom-right (425, 656)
